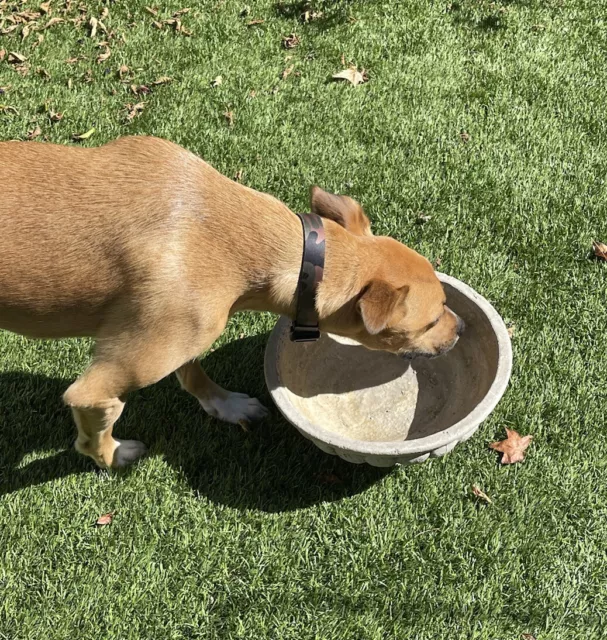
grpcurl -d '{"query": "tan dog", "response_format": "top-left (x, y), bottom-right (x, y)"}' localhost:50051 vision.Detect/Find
top-left (0, 136), bottom-right (464, 469)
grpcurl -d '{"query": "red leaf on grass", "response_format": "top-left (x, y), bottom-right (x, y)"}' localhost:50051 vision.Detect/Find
top-left (592, 240), bottom-right (607, 261)
top-left (96, 512), bottom-right (114, 526)
top-left (490, 429), bottom-right (533, 464)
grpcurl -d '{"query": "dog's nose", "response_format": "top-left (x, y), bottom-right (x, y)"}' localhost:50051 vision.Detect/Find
top-left (456, 316), bottom-right (466, 336)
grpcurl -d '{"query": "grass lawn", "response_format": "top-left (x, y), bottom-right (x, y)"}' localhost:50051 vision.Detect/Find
top-left (1, 0), bottom-right (607, 638)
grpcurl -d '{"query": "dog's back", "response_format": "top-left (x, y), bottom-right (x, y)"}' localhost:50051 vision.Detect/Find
top-left (0, 137), bottom-right (207, 337)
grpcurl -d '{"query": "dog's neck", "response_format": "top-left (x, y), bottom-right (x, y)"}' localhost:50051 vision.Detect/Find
top-left (231, 213), bottom-right (366, 332)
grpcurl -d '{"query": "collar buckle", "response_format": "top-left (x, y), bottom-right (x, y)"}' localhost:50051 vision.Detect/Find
top-left (290, 323), bottom-right (321, 342)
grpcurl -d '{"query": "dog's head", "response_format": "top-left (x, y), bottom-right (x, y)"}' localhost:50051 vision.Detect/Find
top-left (312, 187), bottom-right (464, 359)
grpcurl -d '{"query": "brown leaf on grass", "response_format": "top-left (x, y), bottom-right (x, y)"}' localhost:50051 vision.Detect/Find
top-left (471, 484), bottom-right (492, 504)
top-left (282, 33), bottom-right (300, 49)
top-left (151, 76), bottom-right (172, 85)
top-left (281, 65), bottom-right (294, 80)
top-left (0, 105), bottom-right (19, 114)
top-left (44, 17), bottom-right (63, 28)
top-left (118, 64), bottom-right (130, 78)
top-left (96, 46), bottom-right (111, 64)
top-left (22, 25), bottom-right (31, 40)
top-left (0, 86), bottom-right (10, 94)
top-left (96, 512), bottom-right (114, 526)
top-left (302, 9), bottom-right (323, 22)
top-left (145, 6), bottom-right (158, 16)
top-left (332, 66), bottom-right (366, 86)
top-left (100, 7), bottom-right (109, 20)
top-left (460, 130), bottom-right (471, 143)
top-left (211, 75), bottom-right (222, 87)
top-left (130, 84), bottom-right (151, 95)
top-left (1, 25), bottom-right (20, 36)
top-left (65, 56), bottom-right (83, 64)
top-left (592, 240), bottom-right (607, 261)
top-left (27, 125), bottom-right (42, 139)
top-left (72, 127), bottom-right (96, 140)
top-left (89, 16), bottom-right (98, 38)
top-left (36, 67), bottom-right (51, 79)
top-left (246, 19), bottom-right (265, 26)
top-left (223, 110), bottom-right (234, 126)
top-left (490, 428), bottom-right (533, 465)
top-left (507, 324), bottom-right (515, 338)
top-left (125, 102), bottom-right (145, 122)
top-left (315, 473), bottom-right (343, 485)
top-left (521, 634), bottom-right (536, 640)
top-left (39, 1), bottom-right (51, 14)
top-left (49, 110), bottom-right (62, 122)
top-left (152, 20), bottom-right (163, 29)
top-left (234, 169), bottom-right (243, 182)
top-left (8, 52), bottom-right (27, 64)
top-left (173, 8), bottom-right (191, 17)
top-left (0, 50), bottom-right (5, 62)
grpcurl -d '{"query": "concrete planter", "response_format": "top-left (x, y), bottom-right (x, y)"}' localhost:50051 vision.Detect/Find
top-left (264, 273), bottom-right (512, 467)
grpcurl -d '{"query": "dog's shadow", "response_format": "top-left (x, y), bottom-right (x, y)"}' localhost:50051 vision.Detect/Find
top-left (0, 333), bottom-right (391, 512)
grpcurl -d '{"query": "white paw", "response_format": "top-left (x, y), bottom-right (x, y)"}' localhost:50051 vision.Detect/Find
top-left (112, 439), bottom-right (148, 468)
top-left (200, 392), bottom-right (269, 426)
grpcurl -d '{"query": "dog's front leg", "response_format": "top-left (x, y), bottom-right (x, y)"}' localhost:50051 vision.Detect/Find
top-left (175, 360), bottom-right (268, 429)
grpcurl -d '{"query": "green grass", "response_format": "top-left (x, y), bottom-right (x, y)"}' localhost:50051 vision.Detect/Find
top-left (1, 0), bottom-right (607, 637)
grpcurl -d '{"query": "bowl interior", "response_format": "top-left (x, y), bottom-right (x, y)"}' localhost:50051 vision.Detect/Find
top-left (272, 281), bottom-right (500, 444)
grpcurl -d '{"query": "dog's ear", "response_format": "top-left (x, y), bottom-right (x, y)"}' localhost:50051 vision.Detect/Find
top-left (310, 186), bottom-right (372, 236)
top-left (357, 280), bottom-right (409, 335)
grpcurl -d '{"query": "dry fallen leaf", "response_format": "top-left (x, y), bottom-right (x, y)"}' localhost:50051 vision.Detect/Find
top-left (281, 65), bottom-right (294, 80)
top-left (0, 105), bottom-right (19, 114)
top-left (44, 17), bottom-right (63, 29)
top-left (0, 50), bottom-right (6, 62)
top-left (224, 110), bottom-right (234, 126)
top-left (89, 16), bottom-right (98, 38)
top-left (72, 127), bottom-right (96, 140)
top-left (39, 1), bottom-right (51, 14)
top-left (592, 240), bottom-right (607, 261)
top-left (130, 84), bottom-right (151, 95)
top-left (490, 428), bottom-right (533, 465)
top-left (211, 75), bottom-right (222, 87)
top-left (246, 19), bottom-right (265, 26)
top-left (8, 52), bottom-right (27, 64)
top-left (332, 66), bottom-right (366, 86)
top-left (152, 76), bottom-right (172, 85)
top-left (460, 130), bottom-right (471, 143)
top-left (49, 110), bottom-right (63, 122)
top-left (145, 6), bottom-right (158, 16)
top-left (97, 46), bottom-right (111, 64)
top-left (173, 8), bottom-right (191, 17)
top-left (234, 169), bottom-right (243, 182)
top-left (27, 125), bottom-right (42, 139)
top-left (0, 86), bottom-right (10, 94)
top-left (471, 484), bottom-right (492, 504)
top-left (521, 634), bottom-right (536, 640)
top-left (282, 33), bottom-right (300, 49)
top-left (100, 7), bottom-right (109, 20)
top-left (125, 102), bottom-right (145, 122)
top-left (118, 64), bottom-right (130, 78)
top-left (96, 512), bottom-right (114, 526)
top-left (507, 324), bottom-right (515, 338)
top-left (152, 20), bottom-right (163, 29)
top-left (316, 473), bottom-right (343, 485)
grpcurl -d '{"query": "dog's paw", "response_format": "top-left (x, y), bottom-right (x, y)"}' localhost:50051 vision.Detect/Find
top-left (111, 439), bottom-right (148, 468)
top-left (200, 392), bottom-right (269, 426)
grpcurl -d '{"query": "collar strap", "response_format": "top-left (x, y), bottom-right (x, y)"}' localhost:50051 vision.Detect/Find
top-left (290, 213), bottom-right (325, 342)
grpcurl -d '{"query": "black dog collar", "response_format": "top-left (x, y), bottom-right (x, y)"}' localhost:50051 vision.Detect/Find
top-left (290, 213), bottom-right (325, 342)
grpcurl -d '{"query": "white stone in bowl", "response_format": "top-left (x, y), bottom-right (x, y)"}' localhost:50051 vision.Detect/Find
top-left (264, 273), bottom-right (512, 466)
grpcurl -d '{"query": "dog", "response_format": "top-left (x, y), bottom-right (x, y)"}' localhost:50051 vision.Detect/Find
top-left (0, 136), bottom-right (464, 469)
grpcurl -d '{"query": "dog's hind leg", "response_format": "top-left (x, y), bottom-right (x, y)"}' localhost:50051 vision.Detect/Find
top-left (63, 360), bottom-right (142, 469)
top-left (175, 360), bottom-right (268, 428)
